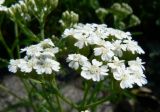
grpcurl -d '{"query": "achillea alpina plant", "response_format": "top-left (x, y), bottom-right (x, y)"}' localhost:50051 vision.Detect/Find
top-left (0, 0), bottom-right (147, 112)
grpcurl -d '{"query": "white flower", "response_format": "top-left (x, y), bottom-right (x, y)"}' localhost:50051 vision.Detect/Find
top-left (120, 74), bottom-right (134, 89)
top-left (0, 0), bottom-right (5, 5)
top-left (81, 59), bottom-right (108, 81)
top-left (20, 39), bottom-right (58, 57)
top-left (42, 47), bottom-right (59, 57)
top-left (62, 28), bottom-right (77, 38)
top-left (20, 58), bottom-right (37, 73)
top-left (123, 39), bottom-right (145, 54)
top-left (131, 69), bottom-right (147, 87)
top-left (128, 58), bottom-right (147, 87)
top-left (113, 66), bottom-right (134, 89)
top-left (8, 59), bottom-right (29, 73)
top-left (62, 23), bottom-right (109, 48)
top-left (34, 58), bottom-right (60, 74)
top-left (39, 38), bottom-right (55, 47)
top-left (107, 28), bottom-right (131, 39)
top-left (66, 54), bottom-right (88, 70)
top-left (112, 40), bottom-right (124, 57)
top-left (74, 33), bottom-right (89, 49)
top-left (21, 45), bottom-right (43, 57)
top-left (92, 26), bottom-right (108, 39)
top-left (75, 23), bottom-right (95, 32)
top-left (128, 57), bottom-right (145, 71)
top-left (8, 59), bottom-right (20, 73)
top-left (94, 41), bottom-right (114, 61)
top-left (0, 6), bottom-right (7, 11)
top-left (0, 0), bottom-right (7, 12)
top-left (108, 57), bottom-right (125, 70)
top-left (87, 33), bottom-right (102, 45)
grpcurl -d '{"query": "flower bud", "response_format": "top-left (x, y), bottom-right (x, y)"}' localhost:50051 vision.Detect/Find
top-left (96, 8), bottom-right (108, 22)
top-left (59, 10), bottom-right (79, 29)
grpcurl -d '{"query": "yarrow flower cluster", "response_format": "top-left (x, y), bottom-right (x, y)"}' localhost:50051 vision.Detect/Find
top-left (8, 39), bottom-right (60, 74)
top-left (63, 23), bottom-right (147, 89)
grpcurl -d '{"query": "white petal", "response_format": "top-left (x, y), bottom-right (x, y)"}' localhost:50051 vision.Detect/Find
top-left (94, 48), bottom-right (102, 56)
top-left (81, 71), bottom-right (91, 80)
top-left (92, 59), bottom-right (102, 66)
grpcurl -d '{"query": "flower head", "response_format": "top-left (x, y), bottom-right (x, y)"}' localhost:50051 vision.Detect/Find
top-left (66, 54), bottom-right (88, 70)
top-left (21, 45), bottom-right (43, 57)
top-left (131, 69), bottom-right (147, 87)
top-left (8, 59), bottom-right (22, 73)
top-left (112, 66), bottom-right (134, 89)
top-left (63, 23), bottom-right (147, 89)
top-left (123, 39), bottom-right (145, 54)
top-left (8, 39), bottom-right (60, 75)
top-left (128, 57), bottom-right (145, 70)
top-left (81, 59), bottom-right (108, 81)
top-left (108, 57), bottom-right (125, 70)
top-left (34, 58), bottom-right (60, 74)
top-left (106, 28), bottom-right (131, 39)
top-left (94, 41), bottom-right (114, 61)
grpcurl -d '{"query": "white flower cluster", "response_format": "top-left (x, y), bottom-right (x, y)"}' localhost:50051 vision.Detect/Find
top-left (64, 23), bottom-right (147, 89)
top-left (8, 39), bottom-right (60, 74)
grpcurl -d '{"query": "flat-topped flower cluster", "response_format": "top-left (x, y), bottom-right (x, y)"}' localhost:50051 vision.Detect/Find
top-left (64, 23), bottom-right (147, 89)
top-left (8, 39), bottom-right (60, 74)
top-left (8, 23), bottom-right (147, 89)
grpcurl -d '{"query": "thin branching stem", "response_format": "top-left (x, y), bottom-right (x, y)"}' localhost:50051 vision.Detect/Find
top-left (21, 79), bottom-right (38, 112)
top-left (14, 23), bottom-right (20, 58)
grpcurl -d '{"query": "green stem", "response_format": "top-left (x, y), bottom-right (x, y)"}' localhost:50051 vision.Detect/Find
top-left (14, 23), bottom-right (20, 58)
top-left (82, 81), bottom-right (92, 107)
top-left (43, 85), bottom-right (56, 111)
top-left (87, 81), bottom-right (103, 104)
top-left (40, 76), bottom-right (57, 111)
top-left (21, 79), bottom-right (38, 112)
top-left (52, 77), bottom-right (63, 112)
top-left (29, 78), bottom-right (57, 112)
top-left (57, 91), bottom-right (78, 109)
top-left (52, 76), bottom-right (78, 109)
top-left (83, 96), bottom-right (111, 109)
top-left (40, 22), bottom-right (44, 40)
top-left (16, 20), bottom-right (39, 42)
top-left (0, 30), bottom-right (13, 58)
top-left (39, 15), bottom-right (45, 40)
top-left (56, 95), bottom-right (63, 112)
